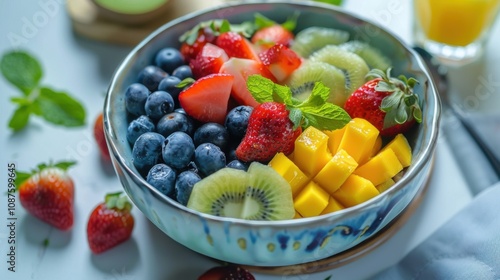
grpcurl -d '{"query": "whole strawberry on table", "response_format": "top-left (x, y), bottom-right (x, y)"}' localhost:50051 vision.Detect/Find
top-left (16, 161), bottom-right (76, 230)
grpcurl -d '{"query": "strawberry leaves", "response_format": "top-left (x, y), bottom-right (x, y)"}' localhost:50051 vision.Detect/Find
top-left (15, 160), bottom-right (77, 190)
top-left (369, 68), bottom-right (422, 129)
top-left (1, 50), bottom-right (86, 131)
top-left (247, 75), bottom-right (351, 130)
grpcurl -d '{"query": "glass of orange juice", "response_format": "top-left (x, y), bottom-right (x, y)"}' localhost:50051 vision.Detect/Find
top-left (413, 0), bottom-right (500, 65)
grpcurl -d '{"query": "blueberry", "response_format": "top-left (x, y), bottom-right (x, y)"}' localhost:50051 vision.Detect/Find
top-left (138, 65), bottom-right (167, 91)
top-left (145, 90), bottom-right (175, 121)
top-left (162, 131), bottom-right (195, 170)
top-left (127, 115), bottom-right (156, 145)
top-left (175, 171), bottom-right (201, 205)
top-left (157, 112), bottom-right (194, 138)
top-left (193, 123), bottom-right (230, 151)
top-left (158, 76), bottom-right (183, 106)
top-left (154, 47), bottom-right (185, 74)
top-left (194, 143), bottom-right (226, 177)
top-left (132, 132), bottom-right (165, 175)
top-left (125, 83), bottom-right (150, 116)
top-left (225, 105), bottom-right (253, 140)
top-left (147, 163), bottom-right (176, 196)
top-left (226, 159), bottom-right (248, 171)
top-left (172, 65), bottom-right (193, 80)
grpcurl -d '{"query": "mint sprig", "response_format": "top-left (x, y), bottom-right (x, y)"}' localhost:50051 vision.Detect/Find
top-left (247, 75), bottom-right (351, 130)
top-left (1, 50), bottom-right (86, 131)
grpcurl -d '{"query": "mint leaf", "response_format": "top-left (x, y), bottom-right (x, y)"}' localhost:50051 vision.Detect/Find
top-left (288, 107), bottom-right (303, 129)
top-left (0, 51), bottom-right (42, 95)
top-left (35, 87), bottom-right (86, 127)
top-left (272, 83), bottom-right (293, 104)
top-left (8, 104), bottom-right (33, 131)
top-left (301, 103), bottom-right (351, 130)
top-left (296, 82), bottom-right (330, 108)
top-left (247, 75), bottom-right (275, 103)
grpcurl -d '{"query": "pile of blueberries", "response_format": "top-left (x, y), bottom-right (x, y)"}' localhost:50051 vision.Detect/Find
top-left (124, 47), bottom-right (253, 206)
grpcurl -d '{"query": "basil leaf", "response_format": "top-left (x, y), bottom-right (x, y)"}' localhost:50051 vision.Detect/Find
top-left (0, 51), bottom-right (42, 95)
top-left (8, 104), bottom-right (33, 131)
top-left (35, 87), bottom-right (86, 127)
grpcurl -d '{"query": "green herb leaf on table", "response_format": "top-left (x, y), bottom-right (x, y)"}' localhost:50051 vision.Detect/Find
top-left (246, 75), bottom-right (351, 131)
top-left (0, 50), bottom-right (86, 131)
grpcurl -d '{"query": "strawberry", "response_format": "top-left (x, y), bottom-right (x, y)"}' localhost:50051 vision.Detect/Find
top-left (258, 44), bottom-right (302, 82)
top-left (17, 161), bottom-right (76, 230)
top-left (236, 102), bottom-right (301, 163)
top-left (93, 112), bottom-right (110, 161)
top-left (180, 26), bottom-right (217, 63)
top-left (87, 192), bottom-right (134, 254)
top-left (198, 265), bottom-right (255, 280)
top-left (179, 73), bottom-right (234, 124)
top-left (219, 57), bottom-right (276, 108)
top-left (251, 24), bottom-right (294, 50)
top-left (344, 68), bottom-right (422, 137)
top-left (215, 31), bottom-right (259, 61)
top-left (189, 43), bottom-right (229, 79)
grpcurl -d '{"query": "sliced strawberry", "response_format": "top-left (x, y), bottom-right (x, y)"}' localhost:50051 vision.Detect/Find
top-left (258, 44), bottom-right (302, 83)
top-left (180, 27), bottom-right (217, 63)
top-left (251, 24), bottom-right (294, 50)
top-left (189, 43), bottom-right (229, 79)
top-left (215, 31), bottom-right (259, 60)
top-left (179, 73), bottom-right (234, 124)
top-left (219, 57), bottom-right (275, 108)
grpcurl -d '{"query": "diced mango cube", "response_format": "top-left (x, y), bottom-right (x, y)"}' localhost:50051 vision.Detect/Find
top-left (320, 196), bottom-right (345, 215)
top-left (314, 149), bottom-right (358, 195)
top-left (372, 135), bottom-right (383, 157)
top-left (338, 118), bottom-right (379, 165)
top-left (268, 152), bottom-right (310, 197)
top-left (381, 134), bottom-right (412, 167)
top-left (294, 181), bottom-right (329, 217)
top-left (376, 178), bottom-right (395, 193)
top-left (354, 148), bottom-right (403, 186)
top-left (333, 174), bottom-right (380, 207)
top-left (294, 126), bottom-right (332, 177)
top-left (324, 126), bottom-right (346, 155)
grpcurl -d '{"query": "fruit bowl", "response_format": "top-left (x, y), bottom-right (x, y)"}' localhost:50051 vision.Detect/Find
top-left (103, 1), bottom-right (441, 267)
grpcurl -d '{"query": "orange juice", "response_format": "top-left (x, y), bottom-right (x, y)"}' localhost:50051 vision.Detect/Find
top-left (415, 0), bottom-right (500, 46)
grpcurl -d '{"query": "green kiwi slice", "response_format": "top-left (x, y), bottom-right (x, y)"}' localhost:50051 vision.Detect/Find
top-left (338, 40), bottom-right (392, 70)
top-left (187, 162), bottom-right (295, 221)
top-left (286, 61), bottom-right (347, 106)
top-left (291, 27), bottom-right (350, 58)
top-left (309, 45), bottom-right (370, 97)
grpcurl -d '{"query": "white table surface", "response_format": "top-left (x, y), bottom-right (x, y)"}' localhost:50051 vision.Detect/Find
top-left (1, 0), bottom-right (498, 279)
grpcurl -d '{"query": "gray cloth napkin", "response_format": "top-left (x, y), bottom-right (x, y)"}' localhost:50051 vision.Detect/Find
top-left (371, 182), bottom-right (500, 280)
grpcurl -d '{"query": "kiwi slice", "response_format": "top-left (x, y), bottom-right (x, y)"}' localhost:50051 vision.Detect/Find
top-left (338, 40), bottom-right (392, 70)
top-left (286, 61), bottom-right (347, 106)
top-left (309, 45), bottom-right (370, 98)
top-left (187, 162), bottom-right (295, 221)
top-left (291, 27), bottom-right (350, 58)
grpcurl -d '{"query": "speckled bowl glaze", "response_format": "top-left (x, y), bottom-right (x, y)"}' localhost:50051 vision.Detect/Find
top-left (104, 1), bottom-right (441, 267)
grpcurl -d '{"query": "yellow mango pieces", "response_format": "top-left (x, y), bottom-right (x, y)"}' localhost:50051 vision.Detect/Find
top-left (337, 118), bottom-right (379, 165)
top-left (314, 149), bottom-right (358, 195)
top-left (320, 196), bottom-right (345, 215)
top-left (294, 181), bottom-right (330, 217)
top-left (294, 126), bottom-right (332, 177)
top-left (376, 178), bottom-right (395, 193)
top-left (324, 126), bottom-right (346, 155)
top-left (268, 152), bottom-right (309, 197)
top-left (333, 174), bottom-right (380, 207)
top-left (381, 133), bottom-right (412, 167)
top-left (354, 148), bottom-right (403, 186)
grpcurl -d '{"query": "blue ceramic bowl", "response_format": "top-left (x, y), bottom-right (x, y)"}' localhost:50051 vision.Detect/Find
top-left (104, 1), bottom-right (441, 267)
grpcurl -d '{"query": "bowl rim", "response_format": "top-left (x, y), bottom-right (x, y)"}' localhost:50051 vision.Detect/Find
top-left (104, 0), bottom-right (442, 227)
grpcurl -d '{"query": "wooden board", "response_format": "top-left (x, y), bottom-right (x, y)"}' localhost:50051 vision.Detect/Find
top-left (66, 0), bottom-right (226, 46)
